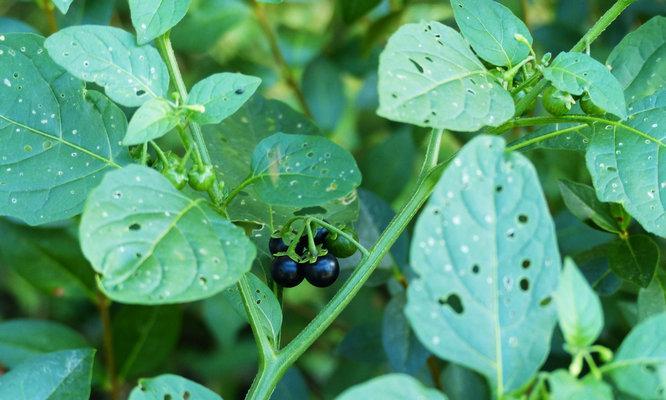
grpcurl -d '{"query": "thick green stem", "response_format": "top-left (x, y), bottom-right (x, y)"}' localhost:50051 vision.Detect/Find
top-left (513, 0), bottom-right (637, 116)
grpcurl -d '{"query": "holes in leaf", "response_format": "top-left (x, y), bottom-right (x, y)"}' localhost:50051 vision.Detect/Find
top-left (471, 264), bottom-right (480, 274)
top-left (467, 89), bottom-right (476, 95)
top-left (136, 89), bottom-right (146, 96)
top-left (129, 223), bottom-right (141, 231)
top-left (506, 229), bottom-right (515, 239)
top-left (113, 191), bottom-right (123, 199)
top-left (425, 56), bottom-right (433, 62)
top-left (519, 278), bottom-right (530, 291)
top-left (12, 72), bottom-right (18, 78)
top-left (607, 166), bottom-right (617, 172)
top-left (135, 252), bottom-right (142, 259)
top-left (408, 58), bottom-right (424, 73)
top-left (539, 296), bottom-right (552, 307)
top-left (521, 259), bottom-right (531, 269)
top-left (306, 151), bottom-right (315, 158)
top-left (438, 293), bottom-right (464, 314)
top-left (391, 93), bottom-right (398, 99)
top-left (164, 395), bottom-right (172, 400)
top-left (199, 276), bottom-right (207, 285)
top-left (517, 214), bottom-right (529, 224)
top-left (495, 185), bottom-right (503, 193)
top-left (183, 391), bottom-right (191, 400)
top-left (234, 88), bottom-right (245, 95)
top-left (645, 364), bottom-right (657, 373)
top-left (294, 206), bottom-right (326, 216)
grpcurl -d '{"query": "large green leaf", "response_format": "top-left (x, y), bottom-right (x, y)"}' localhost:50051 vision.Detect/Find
top-left (0, 349), bottom-right (95, 400)
top-left (250, 133), bottom-right (361, 208)
top-left (543, 52), bottom-right (627, 119)
top-left (609, 312), bottom-right (666, 399)
top-left (123, 98), bottom-right (180, 145)
top-left (335, 374), bottom-right (447, 400)
top-left (608, 235), bottom-right (659, 288)
top-left (79, 165), bottom-right (255, 304)
top-left (188, 73), bottom-right (261, 126)
top-left (406, 135), bottom-right (560, 394)
top-left (45, 26), bottom-right (169, 107)
top-left (0, 33), bottom-right (130, 225)
top-left (607, 16), bottom-right (666, 102)
top-left (451, 0), bottom-right (532, 67)
top-left (585, 93), bottom-right (666, 237)
top-left (548, 370), bottom-right (613, 400)
top-left (0, 319), bottom-right (88, 368)
top-left (129, 374), bottom-right (222, 400)
top-left (377, 21), bottom-right (514, 131)
top-left (554, 258), bottom-right (604, 348)
top-left (129, 0), bottom-right (192, 45)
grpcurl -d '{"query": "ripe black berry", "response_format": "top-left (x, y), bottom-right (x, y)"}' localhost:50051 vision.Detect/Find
top-left (303, 254), bottom-right (340, 288)
top-left (271, 256), bottom-right (304, 288)
top-left (268, 236), bottom-right (288, 255)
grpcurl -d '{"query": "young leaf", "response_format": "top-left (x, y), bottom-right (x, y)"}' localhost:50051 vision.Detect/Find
top-left (548, 370), bottom-right (613, 400)
top-left (221, 273), bottom-right (282, 345)
top-left (586, 94), bottom-right (666, 237)
top-left (638, 277), bottom-right (666, 322)
top-left (335, 374), bottom-right (447, 400)
top-left (129, 374), bottom-right (222, 400)
top-left (554, 258), bottom-right (604, 348)
top-left (607, 16), bottom-right (666, 102)
top-left (609, 313), bottom-right (666, 399)
top-left (250, 133), bottom-right (361, 207)
top-left (382, 292), bottom-right (430, 373)
top-left (0, 319), bottom-right (88, 368)
top-left (52, 0), bottom-right (74, 14)
top-left (558, 180), bottom-right (621, 233)
top-left (0, 349), bottom-right (95, 400)
top-left (123, 98), bottom-right (179, 145)
top-left (451, 0), bottom-right (533, 67)
top-left (0, 34), bottom-right (130, 225)
top-left (79, 165), bottom-right (256, 304)
top-left (45, 25), bottom-right (169, 107)
top-left (406, 135), bottom-right (560, 394)
top-left (188, 72), bottom-right (261, 125)
top-left (129, 0), bottom-right (192, 45)
top-left (377, 21), bottom-right (514, 131)
top-left (543, 52), bottom-right (627, 119)
top-left (608, 235), bottom-right (659, 288)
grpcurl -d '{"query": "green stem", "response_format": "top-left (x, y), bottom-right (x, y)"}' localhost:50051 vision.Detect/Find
top-left (222, 175), bottom-right (261, 208)
top-left (306, 217), bottom-right (370, 257)
top-left (513, 0), bottom-right (637, 116)
top-left (150, 141), bottom-right (168, 164)
top-left (156, 33), bottom-right (211, 165)
top-left (420, 129), bottom-right (444, 175)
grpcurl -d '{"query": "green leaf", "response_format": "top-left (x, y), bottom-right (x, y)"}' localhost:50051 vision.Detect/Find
top-left (377, 21), bottom-right (514, 131)
top-left (406, 135), bottom-right (560, 394)
top-left (335, 374), bottom-right (447, 400)
top-left (338, 0), bottom-right (381, 24)
top-left (0, 349), bottom-right (95, 400)
top-left (638, 278), bottom-right (666, 322)
top-left (451, 0), bottom-right (532, 67)
top-left (543, 52), bottom-right (627, 119)
top-left (129, 374), bottom-right (222, 400)
top-left (554, 258), bottom-right (604, 348)
top-left (302, 57), bottom-right (345, 131)
top-left (45, 25), bottom-right (169, 107)
top-left (608, 235), bottom-right (659, 288)
top-left (607, 16), bottom-right (666, 102)
top-left (382, 292), bottom-right (430, 373)
top-left (558, 180), bottom-right (621, 233)
top-left (548, 370), bottom-right (613, 400)
top-left (113, 305), bottom-right (182, 379)
top-left (53, 0), bottom-right (74, 14)
top-left (221, 273), bottom-right (282, 345)
top-left (129, 0), bottom-right (192, 45)
top-left (0, 33), bottom-right (130, 225)
top-left (0, 219), bottom-right (96, 299)
top-left (250, 133), bottom-right (361, 207)
top-left (585, 95), bottom-right (666, 237)
top-left (123, 98), bottom-right (179, 145)
top-left (609, 312), bottom-right (666, 399)
top-left (188, 73), bottom-right (261, 125)
top-left (79, 165), bottom-right (256, 304)
top-left (0, 319), bottom-right (87, 368)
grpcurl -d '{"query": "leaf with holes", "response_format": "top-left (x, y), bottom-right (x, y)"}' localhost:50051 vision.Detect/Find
top-left (543, 52), bottom-right (627, 119)
top-left (451, 0), bottom-right (532, 67)
top-left (558, 180), bottom-right (622, 233)
top-left (406, 135), bottom-right (561, 394)
top-left (123, 98), bottom-right (180, 145)
top-left (45, 25), bottom-right (169, 107)
top-left (377, 21), bottom-right (514, 131)
top-left (608, 235), bottom-right (659, 288)
top-left (0, 33), bottom-right (130, 226)
top-left (554, 258), bottom-right (604, 348)
top-left (221, 273), bottom-right (282, 345)
top-left (79, 165), bottom-right (255, 304)
top-left (585, 95), bottom-right (666, 237)
top-left (607, 16), bottom-right (666, 102)
top-left (0, 319), bottom-right (88, 368)
top-left (129, 374), bottom-right (222, 400)
top-left (336, 374), bottom-right (447, 400)
top-left (0, 349), bottom-right (95, 400)
top-left (548, 370), bottom-right (613, 400)
top-left (129, 0), bottom-right (192, 45)
top-left (609, 312), bottom-right (666, 399)
top-left (188, 73), bottom-right (261, 125)
top-left (250, 132), bottom-right (361, 208)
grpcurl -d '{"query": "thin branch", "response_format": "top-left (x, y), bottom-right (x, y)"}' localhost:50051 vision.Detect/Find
top-left (96, 293), bottom-right (121, 400)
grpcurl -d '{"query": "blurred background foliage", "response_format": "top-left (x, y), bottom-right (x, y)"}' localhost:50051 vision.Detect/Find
top-left (0, 0), bottom-right (665, 399)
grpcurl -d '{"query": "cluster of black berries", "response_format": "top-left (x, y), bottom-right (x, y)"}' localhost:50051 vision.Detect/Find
top-left (269, 226), bottom-right (358, 288)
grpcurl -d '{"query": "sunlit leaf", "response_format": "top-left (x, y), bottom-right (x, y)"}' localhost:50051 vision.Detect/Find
top-left (123, 98), bottom-right (179, 145)
top-left (188, 73), bottom-right (261, 125)
top-left (129, 0), bottom-right (192, 45)
top-left (336, 374), bottom-right (447, 400)
top-left (129, 374), bottom-right (222, 400)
